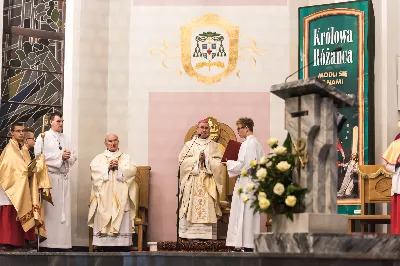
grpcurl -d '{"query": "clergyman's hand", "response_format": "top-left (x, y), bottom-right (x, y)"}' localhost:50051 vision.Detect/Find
top-left (108, 160), bottom-right (115, 170)
top-left (199, 151), bottom-right (205, 162)
top-left (112, 160), bottom-right (119, 170)
top-left (62, 150), bottom-right (71, 160)
top-left (43, 189), bottom-right (50, 197)
top-left (108, 160), bottom-right (118, 170)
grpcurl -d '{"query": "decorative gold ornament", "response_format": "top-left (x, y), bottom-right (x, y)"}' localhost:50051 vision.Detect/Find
top-left (207, 116), bottom-right (220, 142)
top-left (180, 14), bottom-right (239, 85)
top-left (150, 14), bottom-right (267, 85)
top-left (293, 138), bottom-right (308, 168)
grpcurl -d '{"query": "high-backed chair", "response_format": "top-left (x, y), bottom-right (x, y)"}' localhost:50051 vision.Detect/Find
top-left (89, 166), bottom-right (151, 252)
top-left (133, 166), bottom-right (151, 251)
top-left (348, 165), bottom-right (392, 233)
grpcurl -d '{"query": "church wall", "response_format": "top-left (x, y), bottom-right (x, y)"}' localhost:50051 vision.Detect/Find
top-left (129, 1), bottom-right (290, 241)
top-left (61, 0), bottom-right (290, 245)
top-left (148, 92), bottom-right (271, 241)
top-left (64, 0), bottom-right (111, 246)
top-left (106, 0), bottom-right (131, 146)
top-left (61, 0), bottom-right (400, 245)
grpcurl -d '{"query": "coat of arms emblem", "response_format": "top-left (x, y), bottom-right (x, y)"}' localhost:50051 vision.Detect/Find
top-left (180, 14), bottom-right (239, 85)
top-left (151, 13), bottom-right (266, 85)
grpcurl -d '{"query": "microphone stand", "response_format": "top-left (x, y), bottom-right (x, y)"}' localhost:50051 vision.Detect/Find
top-left (285, 59), bottom-right (316, 83)
top-left (285, 47), bottom-right (342, 82)
top-left (176, 135), bottom-right (199, 250)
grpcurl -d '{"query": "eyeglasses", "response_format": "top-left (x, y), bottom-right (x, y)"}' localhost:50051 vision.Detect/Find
top-left (237, 126), bottom-right (245, 131)
top-left (26, 138), bottom-right (35, 140)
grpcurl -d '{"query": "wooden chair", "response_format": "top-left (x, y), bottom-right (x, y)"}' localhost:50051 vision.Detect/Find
top-left (89, 166), bottom-right (151, 252)
top-left (132, 166), bottom-right (150, 251)
top-left (348, 165), bottom-right (392, 233)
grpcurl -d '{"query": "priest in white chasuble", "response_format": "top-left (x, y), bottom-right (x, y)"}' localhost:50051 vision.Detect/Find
top-left (178, 119), bottom-right (223, 240)
top-left (88, 134), bottom-right (137, 248)
top-left (225, 117), bottom-right (264, 252)
top-left (34, 111), bottom-right (77, 249)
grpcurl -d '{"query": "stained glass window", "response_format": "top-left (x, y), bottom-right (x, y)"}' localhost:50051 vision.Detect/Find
top-left (1, 0), bottom-right (65, 151)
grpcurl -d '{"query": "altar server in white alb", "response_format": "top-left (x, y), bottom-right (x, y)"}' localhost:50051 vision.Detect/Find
top-left (88, 134), bottom-right (137, 249)
top-left (34, 111), bottom-right (77, 249)
top-left (225, 117), bottom-right (264, 252)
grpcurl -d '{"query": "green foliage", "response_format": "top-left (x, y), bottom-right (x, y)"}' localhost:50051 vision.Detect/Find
top-left (240, 133), bottom-right (308, 221)
top-left (199, 32), bottom-right (221, 38)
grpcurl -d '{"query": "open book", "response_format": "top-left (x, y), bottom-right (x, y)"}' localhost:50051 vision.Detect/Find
top-left (222, 140), bottom-right (242, 162)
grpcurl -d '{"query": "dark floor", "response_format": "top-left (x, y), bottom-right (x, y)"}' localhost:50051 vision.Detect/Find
top-left (1, 251), bottom-right (400, 266)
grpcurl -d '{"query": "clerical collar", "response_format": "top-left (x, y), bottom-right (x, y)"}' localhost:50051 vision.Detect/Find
top-left (50, 129), bottom-right (61, 136)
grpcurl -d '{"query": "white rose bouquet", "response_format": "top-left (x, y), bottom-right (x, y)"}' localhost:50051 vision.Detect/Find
top-left (238, 134), bottom-right (307, 221)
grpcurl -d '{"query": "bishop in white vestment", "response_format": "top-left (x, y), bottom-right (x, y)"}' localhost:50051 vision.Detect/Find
top-left (88, 134), bottom-right (137, 247)
top-left (226, 118), bottom-right (264, 251)
top-left (178, 119), bottom-right (223, 240)
top-left (34, 112), bottom-right (77, 249)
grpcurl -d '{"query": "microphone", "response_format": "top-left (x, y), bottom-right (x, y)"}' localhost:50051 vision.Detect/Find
top-left (284, 46), bottom-right (342, 83)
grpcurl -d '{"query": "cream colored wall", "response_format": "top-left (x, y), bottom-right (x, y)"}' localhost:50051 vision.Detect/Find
top-left (107, 0), bottom-right (131, 145)
top-left (64, 0), bottom-right (111, 246)
top-left (61, 0), bottom-right (400, 245)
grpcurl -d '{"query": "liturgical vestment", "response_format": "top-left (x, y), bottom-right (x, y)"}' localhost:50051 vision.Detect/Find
top-left (0, 140), bottom-right (51, 246)
top-left (88, 150), bottom-right (137, 246)
top-left (382, 138), bottom-right (400, 234)
top-left (226, 135), bottom-right (264, 249)
top-left (34, 129), bottom-right (77, 248)
top-left (179, 136), bottom-right (223, 240)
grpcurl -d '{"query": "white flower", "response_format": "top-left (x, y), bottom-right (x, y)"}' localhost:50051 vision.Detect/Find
top-left (276, 161), bottom-right (291, 172)
top-left (237, 187), bottom-right (243, 195)
top-left (241, 169), bottom-right (248, 176)
top-left (242, 195), bottom-right (249, 203)
top-left (274, 146), bottom-right (287, 155)
top-left (273, 183), bottom-right (285, 196)
top-left (259, 156), bottom-right (268, 165)
top-left (258, 192), bottom-right (267, 201)
top-left (259, 198), bottom-right (270, 209)
top-left (256, 168), bottom-right (267, 180)
top-left (285, 195), bottom-right (297, 207)
top-left (267, 138), bottom-right (279, 147)
top-left (246, 183), bottom-right (256, 192)
top-left (250, 160), bottom-right (258, 167)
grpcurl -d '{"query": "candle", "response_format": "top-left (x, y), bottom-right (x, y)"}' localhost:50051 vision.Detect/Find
top-left (42, 115), bottom-right (46, 133)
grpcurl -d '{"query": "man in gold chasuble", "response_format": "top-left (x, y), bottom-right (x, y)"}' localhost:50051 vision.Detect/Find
top-left (0, 123), bottom-right (51, 250)
top-left (179, 119), bottom-right (223, 240)
top-left (23, 128), bottom-right (52, 241)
